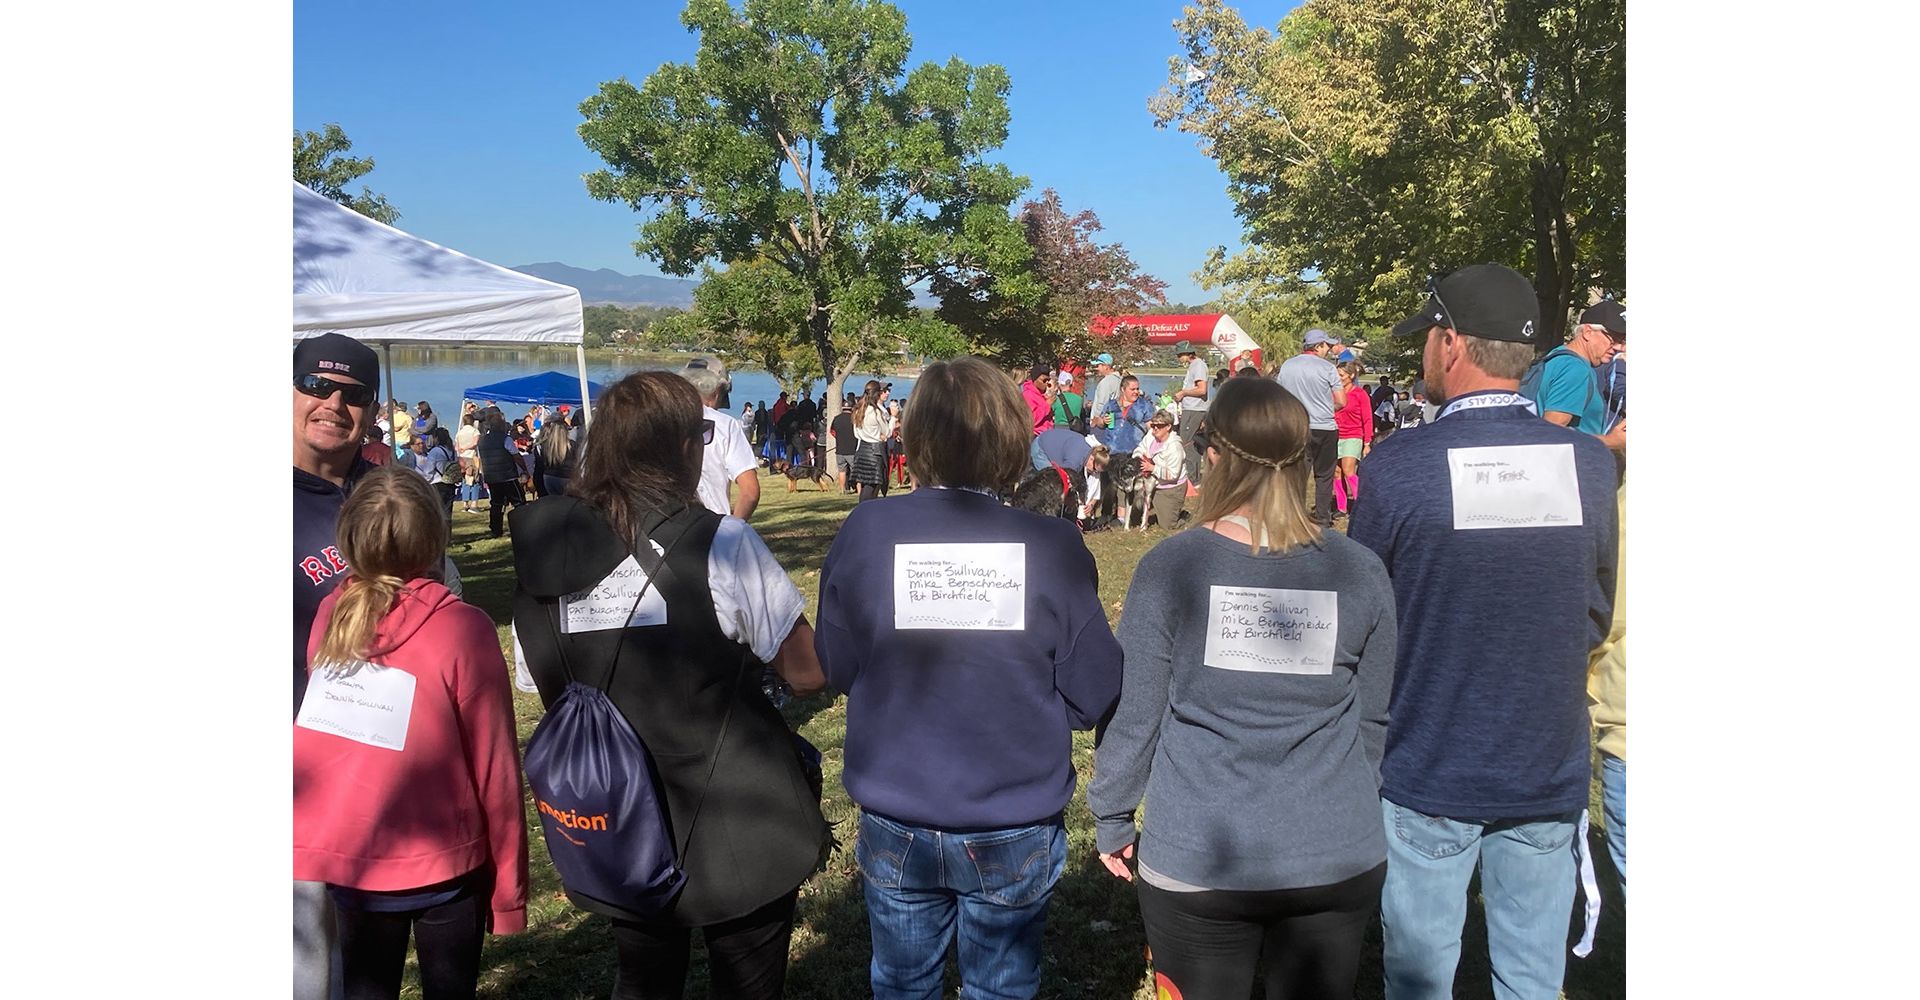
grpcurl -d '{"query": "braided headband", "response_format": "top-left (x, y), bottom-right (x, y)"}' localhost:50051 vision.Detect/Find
top-left (1208, 425), bottom-right (1305, 469)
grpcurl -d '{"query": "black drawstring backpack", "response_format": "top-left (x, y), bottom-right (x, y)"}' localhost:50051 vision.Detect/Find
top-left (521, 511), bottom-right (746, 917)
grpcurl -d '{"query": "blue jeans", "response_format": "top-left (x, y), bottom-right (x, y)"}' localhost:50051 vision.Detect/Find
top-left (1379, 798), bottom-right (1579, 1000)
top-left (855, 810), bottom-right (1067, 1000)
top-left (1600, 753), bottom-right (1625, 902)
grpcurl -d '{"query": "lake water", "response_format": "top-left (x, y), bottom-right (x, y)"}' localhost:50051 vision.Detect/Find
top-left (375, 346), bottom-right (917, 427)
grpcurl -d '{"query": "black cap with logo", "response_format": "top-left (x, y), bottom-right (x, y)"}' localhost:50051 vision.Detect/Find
top-left (293, 332), bottom-right (380, 385)
top-left (1390, 264), bottom-right (1541, 344)
top-left (1579, 300), bottom-right (1626, 337)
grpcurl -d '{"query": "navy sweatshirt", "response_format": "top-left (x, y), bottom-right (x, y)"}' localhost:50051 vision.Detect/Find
top-left (293, 462), bottom-right (367, 717)
top-left (815, 488), bottom-right (1124, 829)
top-left (1349, 393), bottom-right (1618, 818)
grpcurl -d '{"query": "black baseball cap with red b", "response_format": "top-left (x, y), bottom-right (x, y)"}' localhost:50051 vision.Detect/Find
top-left (294, 332), bottom-right (379, 385)
top-left (1391, 264), bottom-right (1541, 344)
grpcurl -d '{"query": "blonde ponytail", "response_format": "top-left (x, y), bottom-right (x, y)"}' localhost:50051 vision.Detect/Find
top-left (308, 466), bottom-right (447, 672)
top-left (313, 574), bottom-right (409, 672)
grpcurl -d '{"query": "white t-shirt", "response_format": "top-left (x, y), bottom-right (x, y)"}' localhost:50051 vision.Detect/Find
top-left (1275, 353), bottom-right (1341, 430)
top-left (697, 407), bottom-right (759, 516)
top-left (1090, 372), bottom-right (1122, 420)
top-left (1180, 358), bottom-right (1211, 412)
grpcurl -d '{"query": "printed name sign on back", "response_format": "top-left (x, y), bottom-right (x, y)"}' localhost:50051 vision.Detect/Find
top-left (562, 546), bottom-right (670, 633)
top-left (893, 542), bottom-right (1026, 630)
top-left (1445, 443), bottom-right (1583, 530)
top-left (1203, 586), bottom-right (1338, 674)
top-left (296, 661), bottom-right (417, 751)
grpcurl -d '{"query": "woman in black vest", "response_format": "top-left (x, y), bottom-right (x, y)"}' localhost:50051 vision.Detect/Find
top-left (475, 410), bottom-right (524, 538)
top-left (510, 371), bottom-right (829, 1000)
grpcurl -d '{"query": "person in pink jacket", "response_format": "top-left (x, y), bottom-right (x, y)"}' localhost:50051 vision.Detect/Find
top-left (295, 466), bottom-right (529, 999)
top-left (1022, 362), bottom-right (1057, 434)
top-left (1332, 361), bottom-right (1375, 518)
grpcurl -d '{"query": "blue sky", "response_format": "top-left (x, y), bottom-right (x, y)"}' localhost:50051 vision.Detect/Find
top-left (294, 0), bottom-right (1300, 305)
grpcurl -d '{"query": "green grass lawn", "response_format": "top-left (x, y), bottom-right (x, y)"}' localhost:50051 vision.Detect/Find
top-left (434, 472), bottom-right (1624, 999)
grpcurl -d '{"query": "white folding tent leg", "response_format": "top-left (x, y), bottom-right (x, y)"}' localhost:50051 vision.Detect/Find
top-left (576, 343), bottom-right (593, 427)
top-left (382, 342), bottom-right (397, 454)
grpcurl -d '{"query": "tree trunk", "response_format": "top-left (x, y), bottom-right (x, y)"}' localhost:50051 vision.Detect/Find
top-left (1528, 157), bottom-right (1576, 356)
top-left (823, 349), bottom-right (862, 471)
top-left (807, 306), bottom-right (842, 469)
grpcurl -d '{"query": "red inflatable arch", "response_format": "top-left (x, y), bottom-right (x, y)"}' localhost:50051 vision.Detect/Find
top-left (1087, 314), bottom-right (1263, 371)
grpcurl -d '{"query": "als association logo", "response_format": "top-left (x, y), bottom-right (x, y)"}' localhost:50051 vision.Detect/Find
top-left (537, 799), bottom-right (611, 847)
top-left (1153, 971), bottom-right (1185, 1000)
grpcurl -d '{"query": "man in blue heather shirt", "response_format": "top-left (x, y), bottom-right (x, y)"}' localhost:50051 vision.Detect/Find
top-left (1350, 265), bottom-right (1618, 1000)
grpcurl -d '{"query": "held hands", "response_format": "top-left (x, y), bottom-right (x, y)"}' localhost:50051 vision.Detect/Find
top-left (1099, 843), bottom-right (1136, 882)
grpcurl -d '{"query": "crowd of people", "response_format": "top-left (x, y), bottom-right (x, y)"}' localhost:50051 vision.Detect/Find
top-left (738, 384), bottom-right (912, 500)
top-left (292, 260), bottom-right (1627, 1000)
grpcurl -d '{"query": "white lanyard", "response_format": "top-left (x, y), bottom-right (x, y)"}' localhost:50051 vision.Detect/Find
top-left (1572, 809), bottom-right (1601, 957)
top-left (1437, 391), bottom-right (1534, 421)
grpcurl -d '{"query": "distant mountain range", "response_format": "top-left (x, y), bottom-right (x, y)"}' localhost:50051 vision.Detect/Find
top-left (510, 262), bottom-right (698, 307)
top-left (512, 261), bottom-right (946, 309)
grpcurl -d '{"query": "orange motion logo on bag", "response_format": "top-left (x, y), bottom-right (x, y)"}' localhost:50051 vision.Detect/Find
top-left (537, 799), bottom-right (610, 846)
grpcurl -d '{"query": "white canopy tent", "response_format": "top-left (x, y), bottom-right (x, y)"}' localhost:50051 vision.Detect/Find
top-left (291, 181), bottom-right (593, 422)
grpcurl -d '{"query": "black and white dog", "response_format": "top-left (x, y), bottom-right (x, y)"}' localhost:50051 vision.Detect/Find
top-left (1105, 453), bottom-right (1154, 531)
top-left (1010, 465), bottom-right (1088, 522)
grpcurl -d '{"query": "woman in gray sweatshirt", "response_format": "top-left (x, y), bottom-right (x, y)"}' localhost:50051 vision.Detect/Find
top-left (1087, 377), bottom-right (1397, 1000)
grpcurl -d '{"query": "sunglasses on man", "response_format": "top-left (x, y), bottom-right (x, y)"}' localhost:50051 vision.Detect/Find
top-left (295, 373), bottom-right (376, 407)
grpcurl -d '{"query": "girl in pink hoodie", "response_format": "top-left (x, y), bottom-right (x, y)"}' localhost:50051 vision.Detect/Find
top-left (295, 466), bottom-right (528, 999)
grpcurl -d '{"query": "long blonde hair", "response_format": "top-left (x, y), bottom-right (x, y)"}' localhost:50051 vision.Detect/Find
top-left (311, 466), bottom-right (447, 669)
top-left (538, 419), bottom-right (572, 467)
top-left (1191, 378), bottom-right (1322, 553)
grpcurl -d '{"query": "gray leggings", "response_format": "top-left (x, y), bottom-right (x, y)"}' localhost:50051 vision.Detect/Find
top-left (293, 880), bottom-right (341, 1000)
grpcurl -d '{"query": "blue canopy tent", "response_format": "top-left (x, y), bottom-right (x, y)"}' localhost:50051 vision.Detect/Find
top-left (464, 371), bottom-right (606, 408)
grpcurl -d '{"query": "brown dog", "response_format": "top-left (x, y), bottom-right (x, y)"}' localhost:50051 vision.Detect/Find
top-left (782, 459), bottom-right (830, 491)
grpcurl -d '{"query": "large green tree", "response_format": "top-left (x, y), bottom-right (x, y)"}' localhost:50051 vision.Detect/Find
top-left (578, 0), bottom-right (1040, 451)
top-left (293, 123), bottom-right (400, 224)
top-left (1155, 0), bottom-right (1624, 348)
